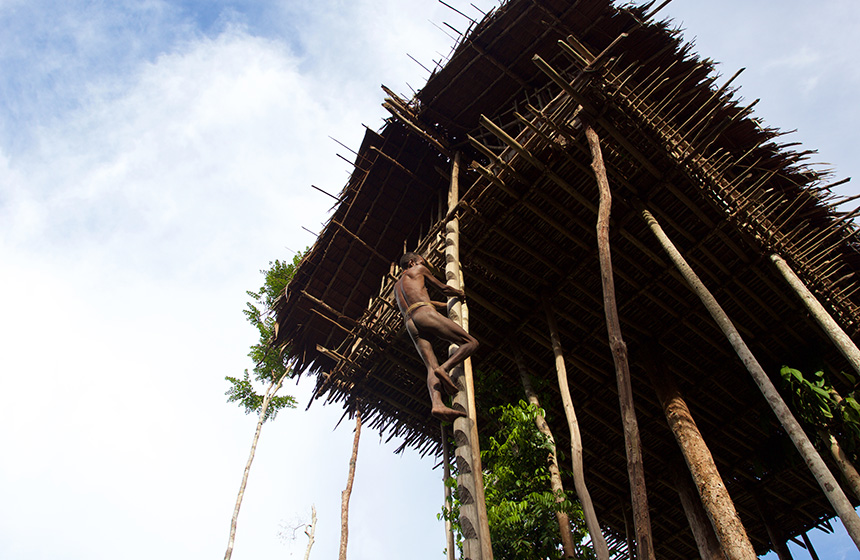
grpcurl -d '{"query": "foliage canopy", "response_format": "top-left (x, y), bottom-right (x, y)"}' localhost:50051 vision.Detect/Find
top-left (443, 400), bottom-right (594, 560)
top-left (225, 253), bottom-right (305, 421)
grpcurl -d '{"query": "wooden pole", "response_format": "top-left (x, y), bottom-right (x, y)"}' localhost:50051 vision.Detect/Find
top-left (800, 531), bottom-right (821, 560)
top-left (338, 411), bottom-right (361, 560)
top-left (769, 253), bottom-right (860, 376)
top-left (446, 152), bottom-right (493, 560)
top-left (584, 122), bottom-right (655, 560)
top-left (441, 425), bottom-right (456, 560)
top-left (514, 345), bottom-right (578, 558)
top-left (819, 425), bottom-right (860, 501)
top-left (669, 461), bottom-right (728, 560)
top-left (755, 495), bottom-right (794, 560)
top-left (645, 351), bottom-right (755, 560)
top-left (620, 499), bottom-right (636, 560)
top-left (639, 205), bottom-right (860, 549)
top-left (543, 297), bottom-right (611, 560)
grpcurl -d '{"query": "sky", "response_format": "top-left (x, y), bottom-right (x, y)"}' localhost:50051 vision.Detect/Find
top-left (0, 1), bottom-right (858, 559)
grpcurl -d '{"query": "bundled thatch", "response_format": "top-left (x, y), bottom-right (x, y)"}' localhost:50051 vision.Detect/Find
top-left (274, 0), bottom-right (859, 556)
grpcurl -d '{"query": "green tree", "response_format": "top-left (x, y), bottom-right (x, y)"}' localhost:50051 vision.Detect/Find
top-left (442, 401), bottom-right (594, 560)
top-left (224, 253), bottom-right (303, 560)
top-left (780, 365), bottom-right (860, 499)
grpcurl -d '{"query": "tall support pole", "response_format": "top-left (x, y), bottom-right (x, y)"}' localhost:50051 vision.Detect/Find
top-left (669, 462), bottom-right (728, 560)
top-left (514, 346), bottom-right (579, 558)
top-left (770, 253), bottom-right (860, 376)
top-left (620, 499), bottom-right (636, 560)
top-left (441, 425), bottom-right (456, 560)
top-left (755, 495), bottom-right (794, 560)
top-left (584, 122), bottom-right (655, 560)
top-left (645, 351), bottom-right (755, 560)
top-left (639, 205), bottom-right (860, 549)
top-left (446, 152), bottom-right (492, 560)
top-left (543, 297), bottom-right (611, 560)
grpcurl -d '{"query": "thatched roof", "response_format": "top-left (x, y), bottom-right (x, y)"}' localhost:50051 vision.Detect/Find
top-left (275, 0), bottom-right (860, 556)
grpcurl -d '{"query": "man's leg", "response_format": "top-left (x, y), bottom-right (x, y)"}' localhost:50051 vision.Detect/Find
top-left (412, 309), bottom-right (479, 378)
top-left (406, 320), bottom-right (467, 421)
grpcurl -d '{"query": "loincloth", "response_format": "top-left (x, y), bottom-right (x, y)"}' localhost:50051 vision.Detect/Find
top-left (404, 301), bottom-right (434, 319)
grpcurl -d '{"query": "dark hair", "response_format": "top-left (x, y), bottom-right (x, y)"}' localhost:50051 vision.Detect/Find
top-left (400, 251), bottom-right (420, 269)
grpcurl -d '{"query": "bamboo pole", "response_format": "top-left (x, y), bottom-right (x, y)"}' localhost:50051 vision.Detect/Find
top-left (639, 205), bottom-right (860, 549)
top-left (769, 253), bottom-right (860, 376)
top-left (645, 351), bottom-right (755, 560)
top-left (584, 122), bottom-right (655, 560)
top-left (543, 296), bottom-right (610, 560)
top-left (514, 346), bottom-right (578, 558)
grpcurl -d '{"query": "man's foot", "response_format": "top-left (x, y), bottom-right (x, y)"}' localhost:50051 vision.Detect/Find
top-left (431, 405), bottom-right (468, 423)
top-left (434, 367), bottom-right (460, 396)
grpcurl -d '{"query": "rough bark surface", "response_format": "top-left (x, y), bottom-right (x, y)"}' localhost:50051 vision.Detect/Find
top-left (670, 462), bottom-right (728, 560)
top-left (585, 123), bottom-right (654, 560)
top-left (647, 355), bottom-right (755, 560)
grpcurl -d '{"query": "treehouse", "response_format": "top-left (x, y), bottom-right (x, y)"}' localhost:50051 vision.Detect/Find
top-left (273, 0), bottom-right (860, 557)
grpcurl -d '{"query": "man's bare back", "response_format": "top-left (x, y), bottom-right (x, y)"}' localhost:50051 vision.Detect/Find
top-left (395, 252), bottom-right (478, 422)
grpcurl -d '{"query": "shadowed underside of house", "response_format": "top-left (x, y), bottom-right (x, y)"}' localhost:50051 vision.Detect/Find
top-left (274, 0), bottom-right (860, 557)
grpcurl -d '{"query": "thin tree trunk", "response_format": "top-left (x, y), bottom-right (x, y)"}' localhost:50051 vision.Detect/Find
top-left (801, 531), bottom-right (821, 560)
top-left (639, 205), bottom-right (860, 549)
top-left (755, 495), bottom-right (794, 560)
top-left (304, 505), bottom-right (317, 560)
top-left (825, 390), bottom-right (860, 500)
top-left (584, 123), bottom-right (655, 560)
top-left (770, 253), bottom-right (860, 376)
top-left (543, 297), bottom-right (610, 560)
top-left (339, 411), bottom-right (362, 560)
top-left (821, 429), bottom-right (860, 501)
top-left (514, 346), bottom-right (578, 558)
top-left (224, 372), bottom-right (288, 560)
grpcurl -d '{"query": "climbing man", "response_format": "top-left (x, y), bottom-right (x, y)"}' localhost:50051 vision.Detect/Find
top-left (395, 251), bottom-right (479, 422)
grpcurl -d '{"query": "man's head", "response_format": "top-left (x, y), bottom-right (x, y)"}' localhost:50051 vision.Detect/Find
top-left (400, 251), bottom-right (423, 270)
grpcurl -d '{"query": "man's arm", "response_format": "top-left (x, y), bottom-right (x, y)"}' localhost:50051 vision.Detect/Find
top-left (419, 265), bottom-right (465, 299)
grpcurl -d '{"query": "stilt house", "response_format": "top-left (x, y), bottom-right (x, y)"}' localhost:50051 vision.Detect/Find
top-left (274, 0), bottom-right (860, 557)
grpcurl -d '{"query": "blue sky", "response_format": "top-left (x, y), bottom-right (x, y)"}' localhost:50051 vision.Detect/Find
top-left (0, 1), bottom-right (858, 559)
